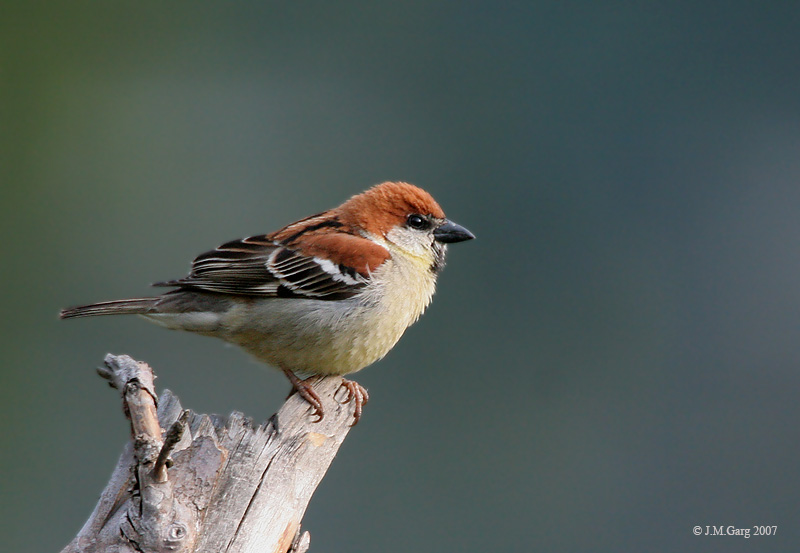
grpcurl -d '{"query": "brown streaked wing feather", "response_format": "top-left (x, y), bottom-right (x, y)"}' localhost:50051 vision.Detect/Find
top-left (267, 247), bottom-right (369, 299)
top-left (153, 234), bottom-right (372, 300)
top-left (270, 232), bottom-right (389, 278)
top-left (153, 235), bottom-right (280, 295)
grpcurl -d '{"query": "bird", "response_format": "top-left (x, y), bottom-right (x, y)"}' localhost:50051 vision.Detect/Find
top-left (61, 181), bottom-right (474, 424)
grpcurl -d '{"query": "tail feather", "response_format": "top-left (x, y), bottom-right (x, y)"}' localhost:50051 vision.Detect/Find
top-left (60, 298), bottom-right (160, 319)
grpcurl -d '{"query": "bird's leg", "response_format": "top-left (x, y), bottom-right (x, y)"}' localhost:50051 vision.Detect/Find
top-left (283, 369), bottom-right (324, 422)
top-left (339, 379), bottom-right (369, 426)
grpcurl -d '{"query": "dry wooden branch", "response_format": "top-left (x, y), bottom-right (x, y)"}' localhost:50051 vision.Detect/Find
top-left (62, 354), bottom-right (358, 553)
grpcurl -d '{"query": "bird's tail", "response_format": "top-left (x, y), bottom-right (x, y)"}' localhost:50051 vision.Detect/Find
top-left (60, 298), bottom-right (160, 319)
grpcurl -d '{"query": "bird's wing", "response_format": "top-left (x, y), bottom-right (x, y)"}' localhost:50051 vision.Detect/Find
top-left (154, 235), bottom-right (370, 300)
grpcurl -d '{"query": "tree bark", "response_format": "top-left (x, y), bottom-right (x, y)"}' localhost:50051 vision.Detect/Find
top-left (61, 354), bottom-right (358, 553)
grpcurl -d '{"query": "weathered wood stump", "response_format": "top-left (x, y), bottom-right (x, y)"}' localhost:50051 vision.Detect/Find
top-left (61, 354), bottom-right (358, 553)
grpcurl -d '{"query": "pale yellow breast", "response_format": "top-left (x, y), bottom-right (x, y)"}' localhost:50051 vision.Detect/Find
top-left (219, 250), bottom-right (439, 376)
top-left (316, 252), bottom-right (438, 374)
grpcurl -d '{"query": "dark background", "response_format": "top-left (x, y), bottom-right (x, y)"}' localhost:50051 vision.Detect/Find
top-left (3, 2), bottom-right (799, 552)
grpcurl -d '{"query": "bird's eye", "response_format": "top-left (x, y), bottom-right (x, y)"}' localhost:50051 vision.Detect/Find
top-left (407, 214), bottom-right (429, 230)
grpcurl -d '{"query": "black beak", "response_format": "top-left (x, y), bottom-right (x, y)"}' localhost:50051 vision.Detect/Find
top-left (433, 219), bottom-right (475, 243)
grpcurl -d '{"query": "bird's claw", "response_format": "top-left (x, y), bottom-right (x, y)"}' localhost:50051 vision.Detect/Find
top-left (284, 370), bottom-right (369, 425)
top-left (339, 379), bottom-right (369, 426)
top-left (296, 383), bottom-right (324, 422)
top-left (284, 370), bottom-right (325, 421)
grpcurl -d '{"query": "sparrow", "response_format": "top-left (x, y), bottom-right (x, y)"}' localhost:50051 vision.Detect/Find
top-left (61, 181), bottom-right (474, 424)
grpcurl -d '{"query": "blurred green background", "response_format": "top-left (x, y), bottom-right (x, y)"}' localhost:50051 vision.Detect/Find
top-left (3, 2), bottom-right (800, 552)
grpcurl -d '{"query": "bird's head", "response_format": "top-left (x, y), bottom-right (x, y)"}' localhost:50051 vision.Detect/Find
top-left (338, 181), bottom-right (474, 272)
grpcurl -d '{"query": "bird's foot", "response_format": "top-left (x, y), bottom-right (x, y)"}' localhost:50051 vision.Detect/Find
top-left (283, 369), bottom-right (324, 422)
top-left (339, 379), bottom-right (369, 426)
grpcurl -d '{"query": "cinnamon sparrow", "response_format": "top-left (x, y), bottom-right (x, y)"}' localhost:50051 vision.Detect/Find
top-left (61, 181), bottom-right (474, 424)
